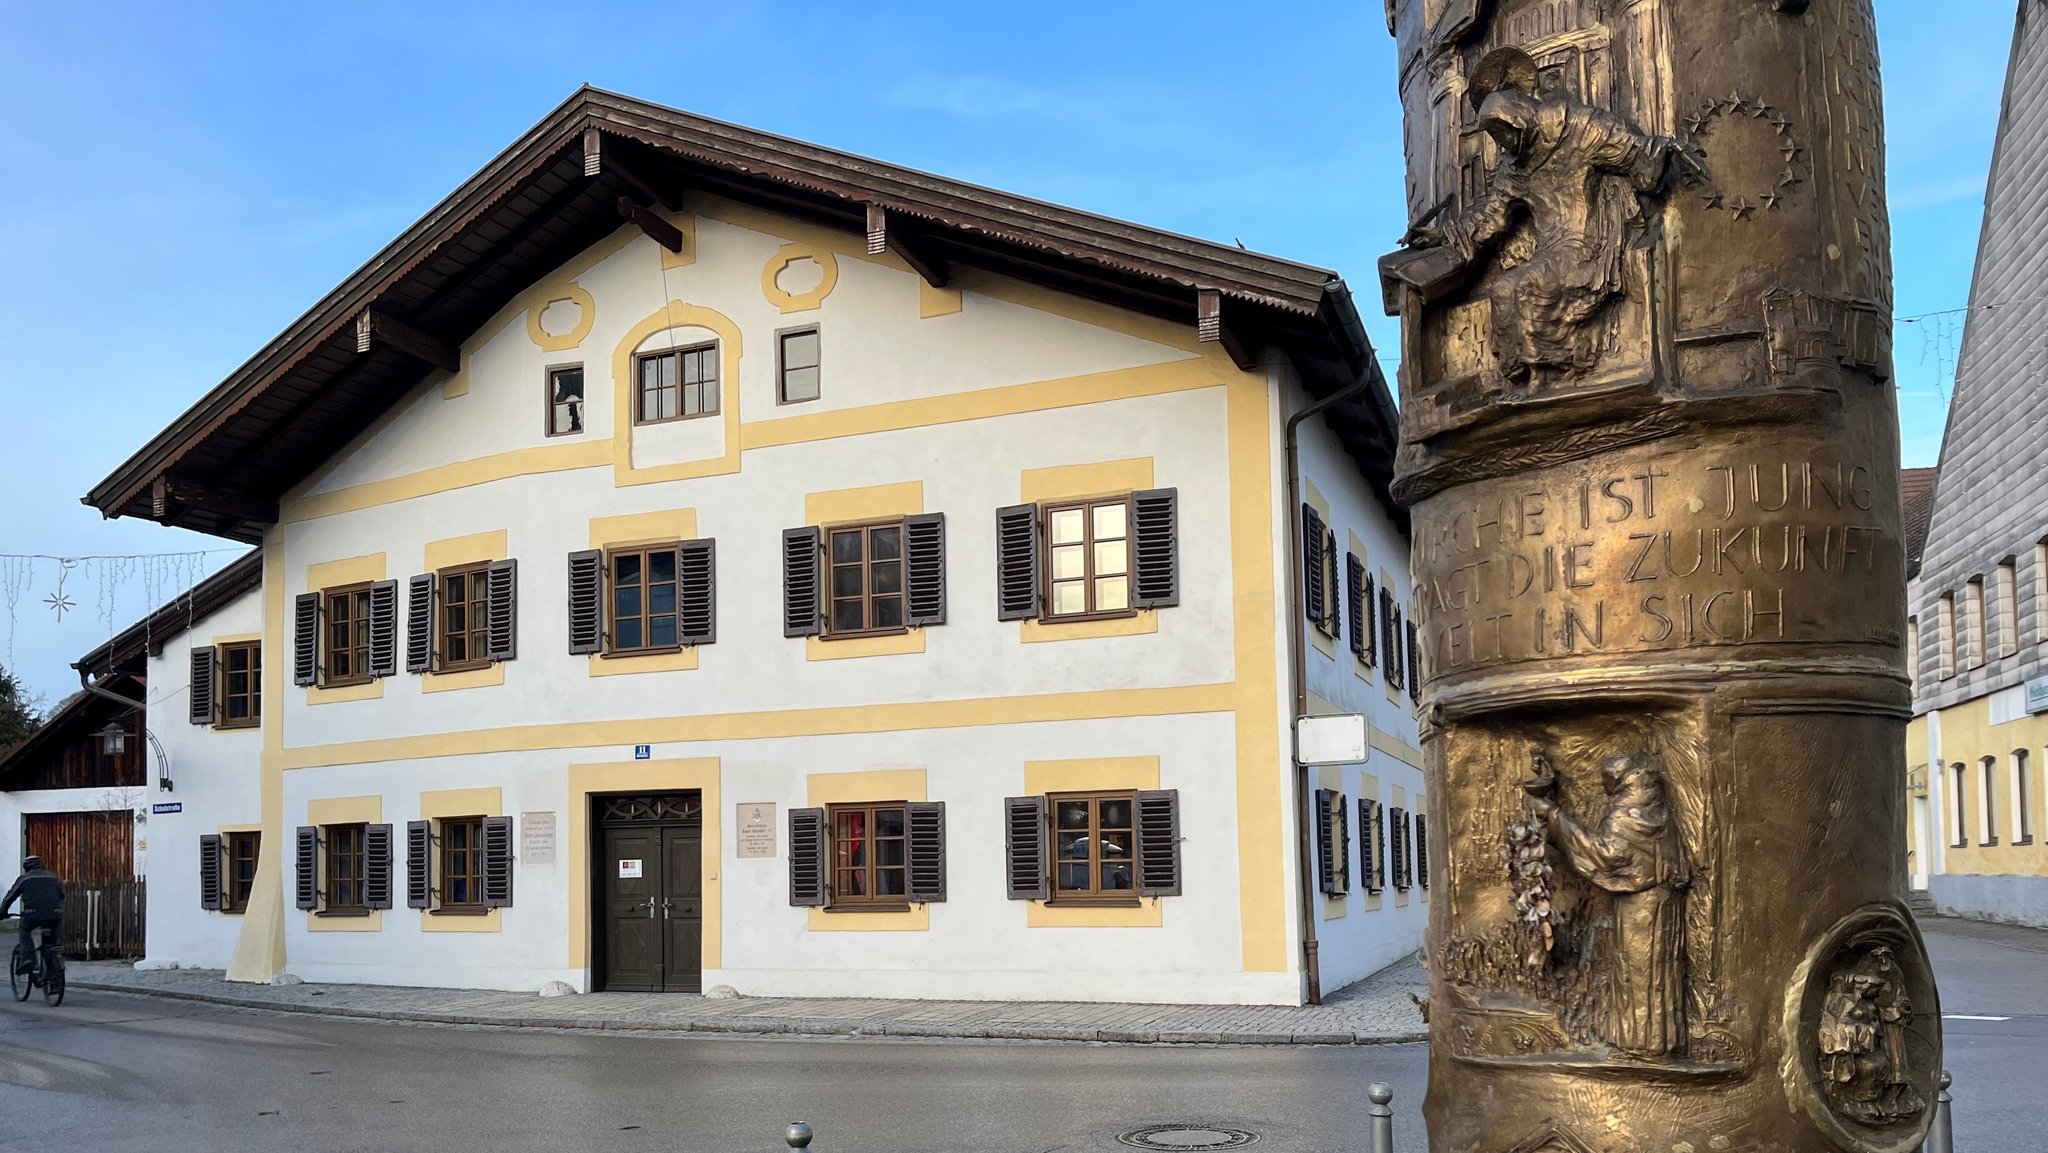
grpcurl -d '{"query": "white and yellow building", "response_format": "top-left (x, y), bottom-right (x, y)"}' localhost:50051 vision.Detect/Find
top-left (85, 89), bottom-right (1424, 1003)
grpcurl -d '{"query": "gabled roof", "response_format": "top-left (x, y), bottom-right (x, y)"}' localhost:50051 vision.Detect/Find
top-left (0, 675), bottom-right (140, 789)
top-left (1901, 467), bottom-right (1937, 579)
top-left (84, 87), bottom-right (1400, 542)
top-left (73, 548), bottom-right (263, 678)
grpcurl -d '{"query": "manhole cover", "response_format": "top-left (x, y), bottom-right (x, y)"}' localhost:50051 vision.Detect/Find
top-left (1117, 1125), bottom-right (1259, 1150)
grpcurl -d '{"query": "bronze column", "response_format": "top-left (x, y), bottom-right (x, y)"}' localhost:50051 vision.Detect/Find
top-left (1377, 3), bottom-right (1941, 1150)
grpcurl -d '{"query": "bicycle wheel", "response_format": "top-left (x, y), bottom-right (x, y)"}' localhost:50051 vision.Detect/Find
top-left (9, 947), bottom-right (27, 1002)
top-left (41, 954), bottom-right (63, 1007)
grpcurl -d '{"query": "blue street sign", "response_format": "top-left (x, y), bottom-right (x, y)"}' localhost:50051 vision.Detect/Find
top-left (634, 744), bottom-right (651, 760)
top-left (152, 802), bottom-right (183, 815)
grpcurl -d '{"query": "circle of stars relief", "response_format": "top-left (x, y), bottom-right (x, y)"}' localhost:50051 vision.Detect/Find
top-left (1677, 91), bottom-right (1807, 222)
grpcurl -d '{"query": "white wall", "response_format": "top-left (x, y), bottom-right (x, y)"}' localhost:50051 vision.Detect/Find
top-left (139, 588), bottom-right (266, 969)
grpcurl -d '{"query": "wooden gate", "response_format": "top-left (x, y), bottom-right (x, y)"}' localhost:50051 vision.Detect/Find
top-left (23, 810), bottom-right (136, 885)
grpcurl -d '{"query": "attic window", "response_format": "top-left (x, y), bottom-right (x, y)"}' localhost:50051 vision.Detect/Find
top-left (547, 366), bottom-right (584, 436)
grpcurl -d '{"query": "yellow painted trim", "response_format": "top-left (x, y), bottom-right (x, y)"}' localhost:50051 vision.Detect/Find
top-left (1226, 368), bottom-right (1287, 972)
top-left (589, 508), bottom-right (699, 549)
top-left (1020, 613), bottom-right (1158, 644)
top-left (1317, 763), bottom-right (1348, 921)
top-left (211, 632), bottom-right (261, 646)
top-left (227, 534), bottom-right (288, 982)
top-left (761, 243), bottom-right (840, 313)
top-left (1022, 757), bottom-right (1162, 929)
top-left (590, 649), bottom-right (701, 676)
top-left (279, 683), bottom-right (1237, 771)
top-left (307, 554), bottom-right (386, 589)
top-left (305, 794), bottom-right (384, 933)
top-left (1020, 458), bottom-right (1155, 505)
top-left (217, 823), bottom-right (262, 834)
top-left (742, 360), bottom-right (1216, 453)
top-left (290, 440), bottom-right (613, 523)
top-left (567, 759), bottom-right (721, 970)
top-left (424, 530), bottom-right (508, 571)
top-left (526, 284), bottom-right (597, 353)
top-left (1369, 727), bottom-right (1424, 769)
top-left (309, 680), bottom-right (383, 705)
top-left (806, 768), bottom-right (930, 932)
top-left (442, 370), bottom-right (471, 400)
top-left (422, 664), bottom-right (505, 694)
top-left (804, 480), bottom-right (923, 527)
top-left (659, 214), bottom-right (698, 269)
top-left (418, 787), bottom-right (505, 933)
top-left (919, 280), bottom-right (963, 318)
top-left (806, 631), bottom-right (926, 662)
top-left (610, 300), bottom-right (744, 487)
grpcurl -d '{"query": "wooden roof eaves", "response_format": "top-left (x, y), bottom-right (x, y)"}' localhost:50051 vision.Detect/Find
top-left (0, 674), bottom-right (143, 786)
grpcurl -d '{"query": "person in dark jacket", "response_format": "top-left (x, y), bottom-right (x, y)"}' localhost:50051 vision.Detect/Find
top-left (2, 855), bottom-right (63, 961)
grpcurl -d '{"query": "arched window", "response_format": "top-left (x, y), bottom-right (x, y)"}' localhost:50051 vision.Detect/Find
top-left (1980, 756), bottom-right (1999, 845)
top-left (2016, 749), bottom-right (2035, 845)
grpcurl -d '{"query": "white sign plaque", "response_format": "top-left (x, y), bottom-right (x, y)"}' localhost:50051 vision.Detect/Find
top-left (1295, 713), bottom-right (1369, 766)
top-left (521, 811), bottom-right (557, 865)
top-left (2028, 675), bottom-right (2048, 715)
top-left (618, 858), bottom-right (643, 879)
top-left (737, 803), bottom-right (777, 859)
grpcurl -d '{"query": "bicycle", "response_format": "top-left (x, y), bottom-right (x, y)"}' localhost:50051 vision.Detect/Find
top-left (9, 924), bottom-right (65, 1007)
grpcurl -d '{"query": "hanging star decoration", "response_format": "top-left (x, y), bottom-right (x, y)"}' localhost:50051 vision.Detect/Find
top-left (45, 560), bottom-right (76, 620)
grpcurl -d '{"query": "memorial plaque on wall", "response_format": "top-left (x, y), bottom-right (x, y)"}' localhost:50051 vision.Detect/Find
top-left (521, 811), bottom-right (557, 865)
top-left (736, 803), bottom-right (776, 858)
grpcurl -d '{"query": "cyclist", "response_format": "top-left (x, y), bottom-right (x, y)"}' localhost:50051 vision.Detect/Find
top-left (2, 855), bottom-right (63, 971)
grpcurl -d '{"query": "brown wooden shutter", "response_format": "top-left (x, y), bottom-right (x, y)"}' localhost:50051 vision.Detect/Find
top-left (1346, 554), bottom-right (1367, 659)
top-left (782, 527), bottom-right (823, 637)
top-left (189, 646), bottom-right (217, 725)
top-left (1362, 572), bottom-right (1378, 665)
top-left (1131, 488), bottom-right (1179, 609)
top-left (486, 559), bottom-right (518, 662)
top-left (1373, 800), bottom-right (1388, 891)
top-left (199, 834), bottom-right (223, 910)
top-left (903, 513), bottom-right (947, 627)
top-left (1004, 795), bottom-right (1049, 900)
top-left (567, 549), bottom-right (605, 655)
top-left (293, 594), bottom-right (320, 686)
top-left (906, 801), bottom-right (947, 903)
top-left (1302, 506), bottom-right (1327, 627)
top-left (788, 807), bottom-right (827, 906)
top-left (1136, 789), bottom-right (1182, 897)
top-left (482, 816), bottom-right (514, 908)
top-left (364, 823), bottom-right (394, 910)
top-left (406, 820), bottom-right (432, 909)
top-left (406, 573), bottom-right (435, 674)
top-left (1380, 588), bottom-right (1401, 688)
top-left (995, 504), bottom-right (1041, 621)
top-left (678, 538), bottom-right (716, 645)
top-left (1315, 787), bottom-right (1337, 894)
top-left (1417, 814), bottom-right (1430, 889)
top-left (1338, 795), bottom-right (1353, 894)
top-left (1359, 797), bottom-right (1378, 893)
top-left (294, 825), bottom-right (319, 910)
top-left (367, 579), bottom-right (399, 679)
top-left (1392, 806), bottom-right (1409, 890)
top-left (1406, 617), bottom-right (1421, 702)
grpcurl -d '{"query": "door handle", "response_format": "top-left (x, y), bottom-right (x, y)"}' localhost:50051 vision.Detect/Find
top-left (645, 896), bottom-right (657, 918)
top-left (661, 898), bottom-right (672, 919)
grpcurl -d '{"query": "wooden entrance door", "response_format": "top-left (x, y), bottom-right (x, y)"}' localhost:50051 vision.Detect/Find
top-left (595, 793), bottom-right (702, 992)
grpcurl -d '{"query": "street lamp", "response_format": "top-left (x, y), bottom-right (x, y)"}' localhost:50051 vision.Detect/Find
top-left (95, 720), bottom-right (128, 757)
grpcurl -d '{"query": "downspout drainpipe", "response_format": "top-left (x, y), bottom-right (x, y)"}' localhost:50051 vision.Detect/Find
top-left (1284, 371), bottom-right (1375, 1007)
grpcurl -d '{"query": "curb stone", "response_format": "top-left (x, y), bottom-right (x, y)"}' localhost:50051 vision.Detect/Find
top-left (70, 979), bottom-right (1427, 1047)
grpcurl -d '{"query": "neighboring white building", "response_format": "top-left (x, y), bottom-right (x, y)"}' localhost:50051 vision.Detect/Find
top-left (82, 89), bottom-right (1424, 1004)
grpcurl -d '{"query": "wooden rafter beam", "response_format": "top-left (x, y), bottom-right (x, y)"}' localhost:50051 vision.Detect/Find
top-left (866, 204), bottom-right (949, 288)
top-left (585, 126), bottom-right (679, 208)
top-left (617, 197), bottom-right (683, 253)
top-left (158, 474), bottom-right (278, 527)
top-left (1198, 288), bottom-right (1258, 371)
top-left (355, 308), bottom-right (461, 374)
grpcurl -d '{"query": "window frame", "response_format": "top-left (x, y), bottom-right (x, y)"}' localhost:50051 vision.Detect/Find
top-left (1048, 790), bottom-right (1142, 906)
top-left (433, 562), bottom-right (493, 673)
top-left (2014, 749), bottom-right (2034, 845)
top-left (605, 543), bottom-right (686, 656)
top-left (224, 831), bottom-right (261, 914)
top-left (1980, 755), bottom-right (1999, 846)
top-left (322, 584), bottom-right (375, 687)
top-left (1041, 496), bottom-right (1137, 623)
top-left (544, 362), bottom-right (586, 437)
top-left (633, 342), bottom-right (720, 426)
top-left (217, 641), bottom-right (261, 729)
top-left (825, 801), bottom-right (911, 911)
top-left (1951, 762), bottom-right (1968, 847)
top-left (823, 520), bottom-right (909, 639)
top-left (776, 324), bottom-right (821, 405)
top-left (323, 823), bottom-right (369, 915)
top-left (438, 816), bottom-right (487, 912)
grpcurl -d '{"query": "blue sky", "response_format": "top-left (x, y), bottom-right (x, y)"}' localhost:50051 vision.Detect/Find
top-left (0, 0), bottom-right (2019, 705)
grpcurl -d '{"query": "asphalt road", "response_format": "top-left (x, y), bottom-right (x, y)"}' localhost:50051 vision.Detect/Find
top-left (0, 917), bottom-right (2037, 1153)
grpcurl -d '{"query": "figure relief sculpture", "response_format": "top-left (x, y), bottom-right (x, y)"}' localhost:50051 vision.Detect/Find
top-left (1525, 746), bottom-right (1689, 1059)
top-left (1391, 47), bottom-right (1693, 390)
top-left (1818, 946), bottom-right (1927, 1126)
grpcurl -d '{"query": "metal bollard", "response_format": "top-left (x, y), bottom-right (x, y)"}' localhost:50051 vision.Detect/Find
top-left (1923, 1071), bottom-right (1953, 1153)
top-left (1367, 1082), bottom-right (1395, 1153)
top-left (786, 1121), bottom-right (813, 1149)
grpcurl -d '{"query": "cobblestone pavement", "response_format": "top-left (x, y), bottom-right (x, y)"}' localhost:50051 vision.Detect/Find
top-left (67, 954), bottom-right (1429, 1045)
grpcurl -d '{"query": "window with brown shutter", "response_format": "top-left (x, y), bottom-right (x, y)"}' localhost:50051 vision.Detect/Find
top-left (1050, 791), bottom-right (1139, 904)
top-left (225, 831), bottom-right (260, 913)
top-left (567, 550), bottom-right (605, 654)
top-left (189, 647), bottom-right (217, 726)
top-left (1317, 526), bottom-right (1341, 640)
top-left (292, 594), bottom-right (319, 687)
top-left (324, 585), bottom-right (374, 686)
top-left (1003, 795), bottom-right (1049, 900)
top-left (1407, 618), bottom-right (1422, 702)
top-left (777, 326), bottom-right (820, 404)
top-left (218, 642), bottom-right (260, 728)
top-left (440, 817), bottom-right (485, 910)
top-left (1346, 554), bottom-right (1368, 661)
top-left (827, 522), bottom-right (908, 636)
top-left (199, 834), bottom-right (223, 911)
top-left (481, 816), bottom-right (514, 908)
top-left (1392, 806), bottom-right (1410, 891)
top-left (1302, 505), bottom-right (1328, 630)
top-left (905, 801), bottom-right (947, 903)
top-left (788, 807), bottom-right (827, 906)
top-left (323, 823), bottom-right (368, 913)
top-left (1134, 789), bottom-right (1181, 896)
top-left (1359, 797), bottom-right (1381, 893)
top-left (437, 563), bottom-right (492, 671)
top-left (1315, 788), bottom-right (1338, 895)
top-left (827, 802), bottom-right (909, 909)
top-left (1380, 588), bottom-right (1402, 690)
top-left (1045, 497), bottom-right (1135, 620)
top-left (1417, 814), bottom-right (1430, 889)
top-left (636, 343), bottom-right (718, 424)
top-left (603, 542), bottom-right (714, 654)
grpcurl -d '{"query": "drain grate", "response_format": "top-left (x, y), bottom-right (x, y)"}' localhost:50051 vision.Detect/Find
top-left (1117, 1125), bottom-right (1259, 1151)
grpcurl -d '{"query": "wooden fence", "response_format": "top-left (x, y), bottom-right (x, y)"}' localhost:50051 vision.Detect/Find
top-left (56, 880), bottom-right (145, 959)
